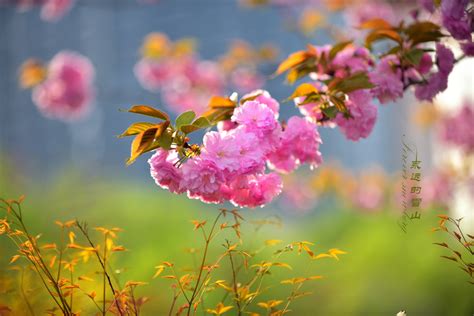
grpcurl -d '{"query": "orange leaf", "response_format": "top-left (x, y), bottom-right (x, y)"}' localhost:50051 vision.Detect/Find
top-left (9, 255), bottom-right (20, 264)
top-left (208, 96), bottom-right (236, 109)
top-left (275, 51), bottom-right (309, 75)
top-left (128, 105), bottom-right (169, 121)
top-left (359, 18), bottom-right (392, 30)
top-left (289, 83), bottom-right (319, 99)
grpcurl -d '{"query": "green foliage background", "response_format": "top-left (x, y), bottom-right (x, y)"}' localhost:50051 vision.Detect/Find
top-left (1, 158), bottom-right (472, 315)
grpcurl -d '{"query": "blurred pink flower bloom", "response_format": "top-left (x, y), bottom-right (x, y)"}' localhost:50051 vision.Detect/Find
top-left (421, 171), bottom-right (453, 206)
top-left (40, 0), bottom-right (73, 22)
top-left (279, 180), bottom-right (318, 213)
top-left (351, 181), bottom-right (384, 211)
top-left (13, 0), bottom-right (73, 21)
top-left (345, 2), bottom-right (397, 27)
top-left (438, 103), bottom-right (474, 153)
top-left (134, 59), bottom-right (173, 92)
top-left (231, 68), bottom-right (265, 93)
top-left (32, 51), bottom-right (94, 121)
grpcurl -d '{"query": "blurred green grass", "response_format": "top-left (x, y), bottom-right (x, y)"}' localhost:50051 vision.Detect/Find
top-left (0, 161), bottom-right (473, 315)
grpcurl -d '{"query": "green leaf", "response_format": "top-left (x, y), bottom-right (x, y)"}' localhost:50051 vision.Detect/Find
top-left (405, 21), bottom-right (443, 46)
top-left (321, 106), bottom-right (338, 119)
top-left (157, 128), bottom-right (173, 150)
top-left (175, 110), bottom-right (196, 128)
top-left (330, 72), bottom-right (374, 93)
top-left (404, 48), bottom-right (425, 66)
top-left (119, 122), bottom-right (155, 137)
top-left (329, 40), bottom-right (353, 60)
top-left (365, 29), bottom-right (402, 50)
top-left (329, 95), bottom-right (348, 113)
top-left (128, 105), bottom-right (169, 121)
top-left (192, 117), bottom-right (212, 128)
top-left (180, 117), bottom-right (212, 134)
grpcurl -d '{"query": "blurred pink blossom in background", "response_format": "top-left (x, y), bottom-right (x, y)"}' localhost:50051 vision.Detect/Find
top-left (32, 51), bottom-right (95, 121)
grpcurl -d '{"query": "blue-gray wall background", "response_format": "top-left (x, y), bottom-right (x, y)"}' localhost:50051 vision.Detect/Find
top-left (0, 0), bottom-right (414, 183)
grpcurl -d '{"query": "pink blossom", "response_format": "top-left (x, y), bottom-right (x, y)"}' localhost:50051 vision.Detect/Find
top-left (369, 55), bottom-right (403, 104)
top-left (335, 90), bottom-right (377, 141)
top-left (242, 89), bottom-right (280, 118)
top-left (266, 150), bottom-right (298, 174)
top-left (40, 0), bottom-right (73, 22)
top-left (345, 2), bottom-right (397, 27)
top-left (421, 171), bottom-right (453, 206)
top-left (461, 41), bottom-right (474, 56)
top-left (230, 173), bottom-right (282, 208)
top-left (162, 60), bottom-right (224, 115)
top-left (32, 51), bottom-right (94, 121)
top-left (351, 174), bottom-right (385, 212)
top-left (441, 0), bottom-right (471, 40)
top-left (217, 120), bottom-right (238, 132)
top-left (134, 59), bottom-right (172, 92)
top-left (267, 116), bottom-right (322, 173)
top-left (419, 0), bottom-right (435, 13)
top-left (279, 178), bottom-right (318, 213)
top-left (231, 100), bottom-right (279, 138)
top-left (149, 149), bottom-right (184, 194)
top-left (282, 116), bottom-right (322, 167)
top-left (231, 68), bottom-right (265, 93)
top-left (331, 46), bottom-right (373, 77)
top-left (414, 44), bottom-right (454, 101)
top-left (438, 103), bottom-right (474, 153)
top-left (201, 131), bottom-right (241, 172)
top-left (417, 53), bottom-right (434, 75)
top-left (233, 128), bottom-right (267, 174)
top-left (180, 158), bottom-right (225, 203)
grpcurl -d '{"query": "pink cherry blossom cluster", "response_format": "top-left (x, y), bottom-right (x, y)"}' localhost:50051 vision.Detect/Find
top-left (293, 45), bottom-right (379, 141)
top-left (12, 0), bottom-right (74, 22)
top-left (148, 91), bottom-right (323, 208)
top-left (31, 51), bottom-right (95, 121)
top-left (292, 40), bottom-right (457, 141)
top-left (420, 0), bottom-right (474, 56)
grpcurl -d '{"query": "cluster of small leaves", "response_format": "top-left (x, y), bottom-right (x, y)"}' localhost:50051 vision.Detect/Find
top-left (275, 43), bottom-right (373, 122)
top-left (432, 215), bottom-right (474, 284)
top-left (120, 92), bottom-right (266, 164)
top-left (121, 99), bottom-right (229, 164)
top-left (360, 18), bottom-right (443, 86)
top-left (152, 208), bottom-right (346, 315)
top-left (0, 196), bottom-right (148, 315)
top-left (274, 17), bottom-right (447, 123)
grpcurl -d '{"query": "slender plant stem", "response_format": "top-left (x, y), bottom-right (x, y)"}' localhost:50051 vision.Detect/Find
top-left (103, 234), bottom-right (107, 316)
top-left (227, 243), bottom-right (242, 316)
top-left (186, 211), bottom-right (224, 316)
